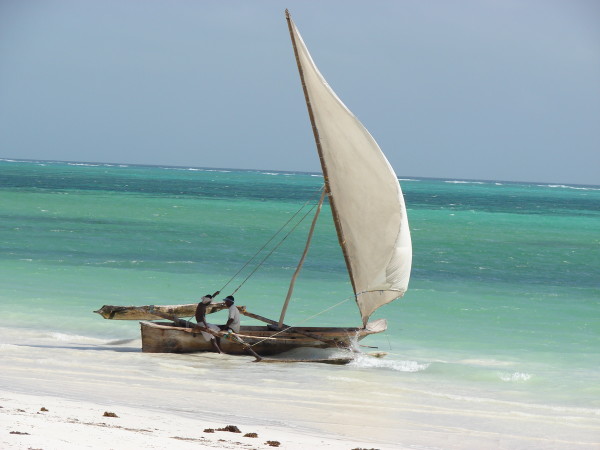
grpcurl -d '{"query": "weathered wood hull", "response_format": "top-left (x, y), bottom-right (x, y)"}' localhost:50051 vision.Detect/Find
top-left (140, 321), bottom-right (383, 356)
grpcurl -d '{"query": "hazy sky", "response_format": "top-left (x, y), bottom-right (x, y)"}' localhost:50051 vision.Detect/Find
top-left (1, 1), bottom-right (599, 185)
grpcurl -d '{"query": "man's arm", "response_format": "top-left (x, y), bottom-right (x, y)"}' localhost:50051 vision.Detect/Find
top-left (224, 307), bottom-right (235, 328)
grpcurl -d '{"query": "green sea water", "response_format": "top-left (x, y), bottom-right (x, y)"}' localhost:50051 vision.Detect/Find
top-left (1, 159), bottom-right (599, 424)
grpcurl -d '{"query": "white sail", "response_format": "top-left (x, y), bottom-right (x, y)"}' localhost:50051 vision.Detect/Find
top-left (287, 12), bottom-right (412, 326)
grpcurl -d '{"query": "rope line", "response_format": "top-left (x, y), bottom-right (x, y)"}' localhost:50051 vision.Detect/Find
top-left (217, 186), bottom-right (324, 295)
top-left (230, 198), bottom-right (321, 295)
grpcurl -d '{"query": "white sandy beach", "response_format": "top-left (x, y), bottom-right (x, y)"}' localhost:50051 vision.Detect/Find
top-left (1, 326), bottom-right (407, 450)
top-left (1, 390), bottom-right (388, 450)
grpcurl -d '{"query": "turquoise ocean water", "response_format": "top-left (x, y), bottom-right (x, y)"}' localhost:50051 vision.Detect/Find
top-left (1, 158), bottom-right (599, 447)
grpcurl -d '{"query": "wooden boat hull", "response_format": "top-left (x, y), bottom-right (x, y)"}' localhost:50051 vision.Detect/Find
top-left (140, 321), bottom-right (384, 356)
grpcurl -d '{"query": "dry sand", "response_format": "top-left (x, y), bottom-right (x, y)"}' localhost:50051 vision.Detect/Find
top-left (1, 390), bottom-right (394, 450)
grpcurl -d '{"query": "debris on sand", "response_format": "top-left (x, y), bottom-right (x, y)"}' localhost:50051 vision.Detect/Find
top-left (217, 425), bottom-right (241, 433)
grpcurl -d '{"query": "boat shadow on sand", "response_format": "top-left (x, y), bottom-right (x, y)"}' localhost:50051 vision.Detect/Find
top-left (15, 339), bottom-right (141, 353)
top-left (13, 341), bottom-right (371, 364)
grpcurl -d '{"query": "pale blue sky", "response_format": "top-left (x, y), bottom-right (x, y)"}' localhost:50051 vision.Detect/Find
top-left (1, 0), bottom-right (599, 185)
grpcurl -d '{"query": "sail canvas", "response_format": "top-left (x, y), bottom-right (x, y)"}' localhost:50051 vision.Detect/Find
top-left (286, 13), bottom-right (412, 325)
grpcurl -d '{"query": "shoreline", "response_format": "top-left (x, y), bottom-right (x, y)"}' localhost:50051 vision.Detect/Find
top-left (1, 323), bottom-right (599, 449)
top-left (1, 390), bottom-right (395, 450)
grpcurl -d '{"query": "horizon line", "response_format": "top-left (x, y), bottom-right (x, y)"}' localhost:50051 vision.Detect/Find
top-left (1, 157), bottom-right (598, 189)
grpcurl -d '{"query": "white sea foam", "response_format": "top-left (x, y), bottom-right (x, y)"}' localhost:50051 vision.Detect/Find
top-left (160, 166), bottom-right (204, 172)
top-left (542, 184), bottom-right (600, 191)
top-left (85, 260), bottom-right (118, 265)
top-left (347, 353), bottom-right (430, 372)
top-left (500, 371), bottom-right (532, 382)
top-left (445, 180), bottom-right (485, 184)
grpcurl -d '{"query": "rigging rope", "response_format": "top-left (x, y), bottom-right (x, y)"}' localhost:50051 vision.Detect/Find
top-left (217, 185), bottom-right (325, 296)
top-left (230, 198), bottom-right (322, 295)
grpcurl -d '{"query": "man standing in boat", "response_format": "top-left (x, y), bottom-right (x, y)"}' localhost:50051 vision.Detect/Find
top-left (219, 295), bottom-right (241, 333)
top-left (195, 294), bottom-right (222, 353)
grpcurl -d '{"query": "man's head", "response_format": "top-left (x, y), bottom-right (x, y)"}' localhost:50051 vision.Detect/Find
top-left (201, 294), bottom-right (213, 305)
top-left (224, 295), bottom-right (235, 305)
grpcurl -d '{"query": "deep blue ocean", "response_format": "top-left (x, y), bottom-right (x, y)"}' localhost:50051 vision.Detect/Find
top-left (1, 158), bottom-right (599, 447)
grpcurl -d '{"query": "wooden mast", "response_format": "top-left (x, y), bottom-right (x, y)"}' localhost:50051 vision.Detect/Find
top-left (278, 188), bottom-right (326, 327)
top-left (284, 10), bottom-right (359, 298)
